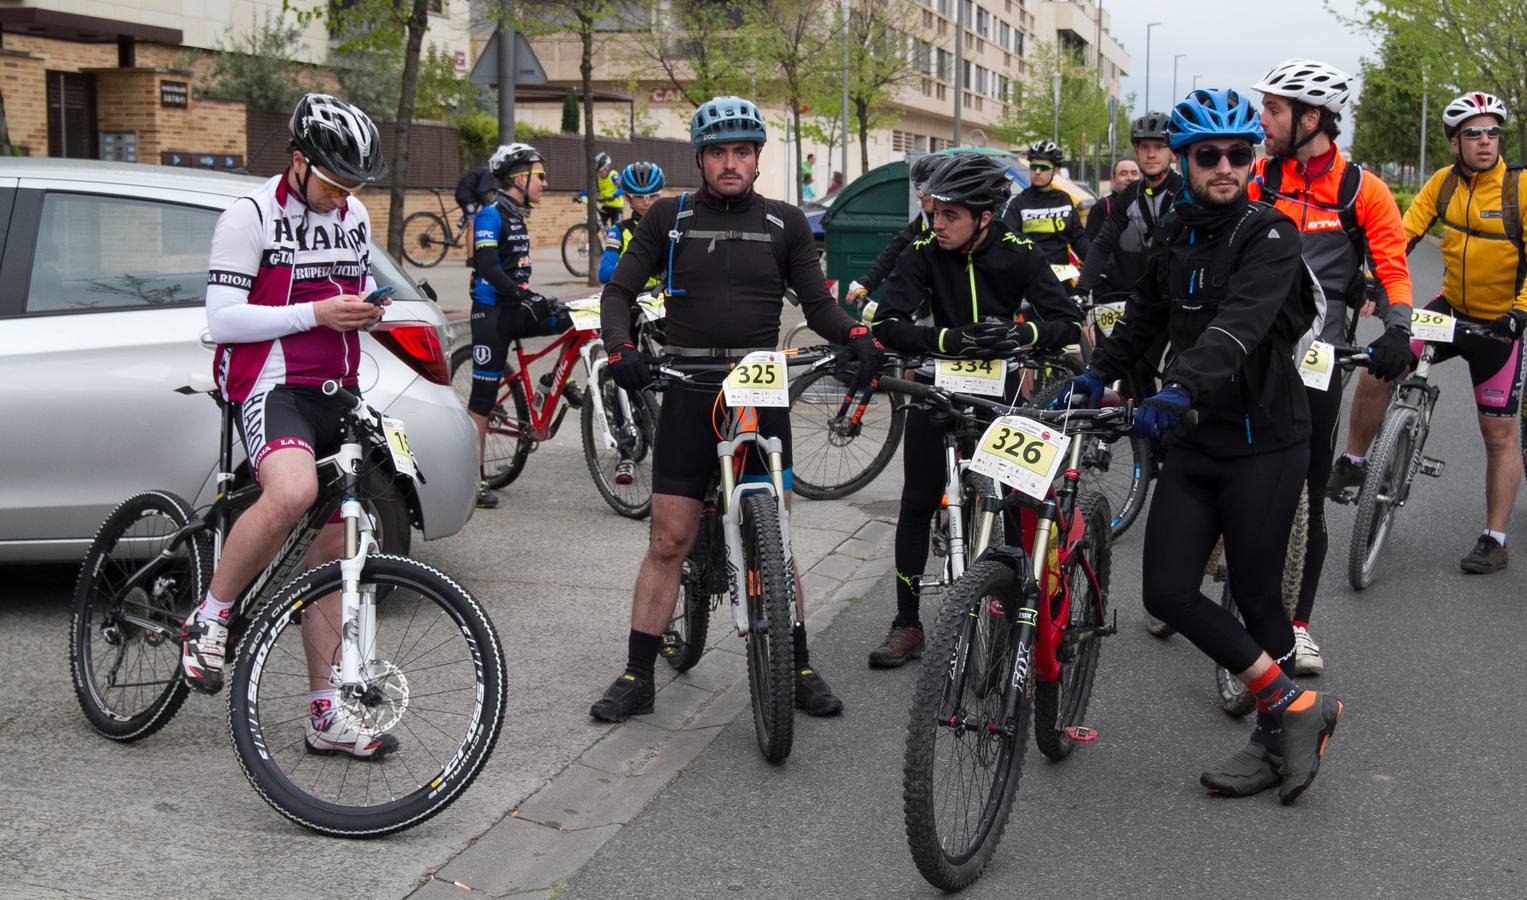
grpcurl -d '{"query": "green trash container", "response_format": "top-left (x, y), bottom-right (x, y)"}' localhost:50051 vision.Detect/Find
top-left (821, 160), bottom-right (915, 312)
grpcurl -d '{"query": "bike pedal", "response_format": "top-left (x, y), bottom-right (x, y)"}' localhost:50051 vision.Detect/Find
top-left (1062, 725), bottom-right (1098, 743)
top-left (1420, 456), bottom-right (1445, 477)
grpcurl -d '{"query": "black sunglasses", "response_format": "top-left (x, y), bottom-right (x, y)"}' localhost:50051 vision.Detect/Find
top-left (1461, 125), bottom-right (1502, 140)
top-left (1191, 144), bottom-right (1256, 169)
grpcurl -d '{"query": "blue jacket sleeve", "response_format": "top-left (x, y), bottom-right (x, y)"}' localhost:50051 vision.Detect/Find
top-left (597, 223), bottom-right (623, 284)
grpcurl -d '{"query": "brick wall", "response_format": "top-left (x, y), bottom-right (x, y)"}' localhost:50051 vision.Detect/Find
top-left (92, 68), bottom-right (244, 160)
top-left (0, 50), bottom-right (47, 156)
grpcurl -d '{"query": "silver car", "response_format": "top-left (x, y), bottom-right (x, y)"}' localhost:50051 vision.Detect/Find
top-left (0, 159), bottom-right (476, 562)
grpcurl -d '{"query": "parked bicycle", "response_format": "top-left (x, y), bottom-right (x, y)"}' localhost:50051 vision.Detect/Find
top-left (70, 378), bottom-right (505, 837)
top-left (448, 294), bottom-right (663, 518)
top-left (561, 192), bottom-right (622, 279)
top-left (1333, 313), bottom-right (1497, 589)
top-left (400, 188), bottom-right (469, 268)
top-left (896, 376), bottom-right (1134, 890)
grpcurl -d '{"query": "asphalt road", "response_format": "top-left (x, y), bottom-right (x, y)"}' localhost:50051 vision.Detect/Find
top-left (558, 241), bottom-right (1527, 897)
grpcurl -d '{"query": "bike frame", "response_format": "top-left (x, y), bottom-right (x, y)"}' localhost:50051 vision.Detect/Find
top-left (494, 325), bottom-right (602, 441)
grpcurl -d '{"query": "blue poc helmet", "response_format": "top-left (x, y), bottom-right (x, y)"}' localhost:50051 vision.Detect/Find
top-left (690, 96), bottom-right (767, 151)
top-left (1168, 88), bottom-right (1264, 150)
top-left (621, 161), bottom-right (665, 196)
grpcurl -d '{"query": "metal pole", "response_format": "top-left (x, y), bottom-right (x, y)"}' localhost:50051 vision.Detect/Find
top-left (1172, 53), bottom-right (1185, 106)
top-left (497, 24), bottom-right (516, 143)
top-left (953, 1), bottom-right (964, 145)
top-left (1144, 22), bottom-right (1160, 115)
top-left (1419, 71), bottom-right (1429, 188)
top-left (1192, 74), bottom-right (1203, 90)
top-left (1052, 69), bottom-right (1062, 145)
top-left (841, 0), bottom-right (850, 180)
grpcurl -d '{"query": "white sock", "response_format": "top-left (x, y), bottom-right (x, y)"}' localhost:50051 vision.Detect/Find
top-left (1486, 529), bottom-right (1507, 545)
top-left (309, 689), bottom-right (340, 728)
top-left (197, 591), bottom-right (234, 626)
top-left (1343, 453), bottom-right (1366, 465)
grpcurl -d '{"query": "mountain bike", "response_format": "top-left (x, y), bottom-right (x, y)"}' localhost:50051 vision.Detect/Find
top-left (897, 378), bottom-right (1132, 890)
top-left (651, 348), bottom-right (838, 762)
top-left (448, 296), bottom-right (662, 518)
top-left (787, 352), bottom-right (907, 500)
top-left (1334, 315), bottom-right (1498, 589)
top-left (562, 193), bottom-right (621, 278)
top-left (70, 379), bottom-right (505, 836)
top-left (400, 189), bottom-right (468, 268)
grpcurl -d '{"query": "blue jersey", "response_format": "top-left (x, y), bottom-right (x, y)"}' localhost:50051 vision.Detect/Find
top-left (471, 200), bottom-right (533, 306)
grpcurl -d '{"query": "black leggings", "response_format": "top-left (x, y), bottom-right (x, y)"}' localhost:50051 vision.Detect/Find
top-left (1141, 441), bottom-right (1309, 674)
top-left (893, 404), bottom-right (947, 627)
top-left (1296, 379), bottom-right (1344, 624)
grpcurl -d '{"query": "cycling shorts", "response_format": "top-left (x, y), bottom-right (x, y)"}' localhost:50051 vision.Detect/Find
top-left (653, 378), bottom-right (792, 501)
top-left (1410, 296), bottom-right (1525, 418)
top-left (235, 385), bottom-right (349, 481)
top-left (468, 302), bottom-right (570, 416)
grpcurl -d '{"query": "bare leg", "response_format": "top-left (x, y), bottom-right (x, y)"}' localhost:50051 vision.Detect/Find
top-left (208, 448), bottom-right (317, 602)
top-left (1343, 369), bottom-right (1394, 457)
top-left (1480, 413), bottom-right (1521, 533)
top-left (630, 493), bottom-right (703, 635)
top-left (1236, 652), bottom-right (1276, 687)
top-left (301, 523), bottom-right (347, 692)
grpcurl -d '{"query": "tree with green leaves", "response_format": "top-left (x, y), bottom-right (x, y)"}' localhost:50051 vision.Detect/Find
top-left (840, 0), bottom-right (926, 176)
top-left (1347, 18), bottom-right (1455, 183)
top-left (748, 0), bottom-right (837, 204)
top-left (196, 10), bottom-right (317, 113)
top-left (1343, 0), bottom-right (1527, 161)
top-left (562, 88), bottom-right (580, 132)
top-left (624, 0), bottom-right (769, 109)
top-left (994, 40), bottom-right (1125, 173)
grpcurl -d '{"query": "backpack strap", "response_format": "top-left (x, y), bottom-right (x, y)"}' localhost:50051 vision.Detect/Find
top-left (1430, 170), bottom-right (1460, 234)
top-left (1504, 165), bottom-right (1526, 292)
top-left (1335, 161), bottom-right (1367, 262)
top-left (664, 191), bottom-right (693, 296)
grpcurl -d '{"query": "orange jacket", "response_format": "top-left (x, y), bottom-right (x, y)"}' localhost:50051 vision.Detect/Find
top-left (1249, 148), bottom-right (1412, 337)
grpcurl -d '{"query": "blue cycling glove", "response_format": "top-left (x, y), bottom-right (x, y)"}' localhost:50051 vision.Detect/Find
top-left (1052, 370), bottom-right (1106, 409)
top-left (1132, 385), bottom-right (1191, 438)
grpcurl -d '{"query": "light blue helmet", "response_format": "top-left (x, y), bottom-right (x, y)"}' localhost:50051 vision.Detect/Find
top-left (621, 161), bottom-right (664, 195)
top-left (690, 96), bottom-right (767, 151)
top-left (1168, 88), bottom-right (1264, 150)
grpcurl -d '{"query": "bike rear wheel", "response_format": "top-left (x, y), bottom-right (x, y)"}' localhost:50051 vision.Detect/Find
top-left (562, 222), bottom-right (596, 278)
top-left (740, 492), bottom-right (795, 762)
top-left (228, 554), bottom-right (505, 837)
top-left (400, 211), bottom-right (450, 268)
top-left (904, 558), bottom-right (1029, 891)
top-left (581, 351), bottom-right (658, 518)
top-left (1348, 405), bottom-right (1419, 590)
top-left (788, 366), bottom-right (905, 500)
top-left (71, 490), bottom-right (210, 741)
top-left (449, 345), bottom-right (533, 489)
top-left (1034, 492), bottom-right (1111, 762)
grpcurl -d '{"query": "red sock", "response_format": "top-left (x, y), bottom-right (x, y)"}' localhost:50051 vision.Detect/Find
top-left (1249, 665), bottom-right (1303, 716)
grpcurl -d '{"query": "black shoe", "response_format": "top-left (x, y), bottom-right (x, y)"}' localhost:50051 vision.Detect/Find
top-left (590, 673), bottom-right (654, 723)
top-left (1461, 534), bottom-right (1508, 574)
top-left (795, 667), bottom-right (843, 716)
top-left (867, 625), bottom-right (924, 668)
top-left (476, 480), bottom-right (499, 509)
top-left (1325, 455), bottom-right (1366, 500)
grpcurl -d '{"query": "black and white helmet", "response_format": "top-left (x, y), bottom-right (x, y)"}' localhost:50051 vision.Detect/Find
top-left (1131, 111), bottom-right (1172, 143)
top-left (490, 143), bottom-right (544, 180)
top-left (289, 93), bottom-right (387, 184)
top-left (1252, 58), bottom-right (1354, 112)
top-left (1027, 140), bottom-right (1063, 163)
top-left (1443, 92), bottom-right (1509, 136)
top-left (595, 151), bottom-right (612, 170)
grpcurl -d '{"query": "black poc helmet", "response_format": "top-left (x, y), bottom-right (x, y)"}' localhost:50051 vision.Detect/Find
top-left (289, 93), bottom-right (387, 184)
top-left (1131, 111), bottom-right (1171, 143)
top-left (1027, 140), bottom-right (1063, 164)
top-left (922, 153), bottom-right (1013, 211)
top-left (909, 153), bottom-right (945, 189)
top-left (489, 142), bottom-right (544, 181)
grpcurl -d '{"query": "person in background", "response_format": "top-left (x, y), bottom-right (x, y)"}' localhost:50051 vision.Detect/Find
top-left (1084, 158), bottom-right (1141, 248)
top-left (828, 170), bottom-right (844, 194)
top-left (802, 152), bottom-right (817, 202)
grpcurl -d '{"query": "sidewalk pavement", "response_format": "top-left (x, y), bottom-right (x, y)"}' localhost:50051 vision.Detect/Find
top-left (405, 246), bottom-right (604, 325)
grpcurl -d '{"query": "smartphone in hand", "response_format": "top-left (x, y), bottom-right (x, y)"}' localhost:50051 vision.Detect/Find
top-left (364, 285), bottom-right (397, 306)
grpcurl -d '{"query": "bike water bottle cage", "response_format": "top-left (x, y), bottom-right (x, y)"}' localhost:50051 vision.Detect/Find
top-left (664, 191), bottom-right (794, 301)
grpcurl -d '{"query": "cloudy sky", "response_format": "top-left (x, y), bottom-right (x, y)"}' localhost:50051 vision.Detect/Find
top-left (1105, 0), bottom-right (1375, 117)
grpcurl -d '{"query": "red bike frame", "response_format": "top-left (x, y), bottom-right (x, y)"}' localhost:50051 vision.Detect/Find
top-left (490, 324), bottom-right (599, 441)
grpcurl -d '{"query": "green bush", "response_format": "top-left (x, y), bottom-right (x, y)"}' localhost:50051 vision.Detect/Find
top-left (456, 110), bottom-right (498, 163)
top-left (561, 89), bottom-right (580, 133)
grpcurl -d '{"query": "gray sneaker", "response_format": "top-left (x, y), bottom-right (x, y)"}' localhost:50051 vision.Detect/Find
top-left (1460, 534), bottom-right (1508, 574)
top-left (1200, 742), bottom-right (1283, 797)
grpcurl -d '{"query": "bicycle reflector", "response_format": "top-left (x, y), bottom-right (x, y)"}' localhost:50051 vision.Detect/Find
top-left (371, 321), bottom-right (450, 385)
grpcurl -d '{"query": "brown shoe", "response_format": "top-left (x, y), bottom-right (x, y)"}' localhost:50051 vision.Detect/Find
top-left (868, 625), bottom-right (925, 668)
top-left (1461, 534), bottom-right (1508, 574)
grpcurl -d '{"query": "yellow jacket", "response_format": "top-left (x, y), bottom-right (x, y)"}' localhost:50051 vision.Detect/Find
top-left (1403, 158), bottom-right (1527, 318)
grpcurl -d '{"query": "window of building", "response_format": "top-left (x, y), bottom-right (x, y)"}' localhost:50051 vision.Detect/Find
top-left (998, 21), bottom-right (1010, 50)
top-left (960, 0), bottom-right (974, 26)
top-left (892, 130), bottom-right (916, 153)
top-left (46, 72), bottom-right (96, 161)
top-left (976, 7), bottom-right (989, 36)
top-left (936, 48), bottom-right (953, 81)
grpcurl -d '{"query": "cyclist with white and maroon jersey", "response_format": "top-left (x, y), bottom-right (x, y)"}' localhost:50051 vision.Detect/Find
top-left (181, 93), bottom-right (399, 759)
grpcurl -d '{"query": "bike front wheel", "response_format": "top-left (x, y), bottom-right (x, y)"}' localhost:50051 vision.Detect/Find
top-left (740, 492), bottom-right (795, 763)
top-left (788, 366), bottom-right (905, 500)
top-left (904, 558), bottom-right (1030, 891)
top-left (228, 554), bottom-right (506, 837)
top-left (400, 211), bottom-right (450, 268)
top-left (449, 345), bottom-right (533, 489)
top-left (71, 490), bottom-right (210, 741)
top-left (581, 352), bottom-right (658, 518)
top-left (1348, 405), bottom-right (1420, 590)
top-left (1034, 492), bottom-right (1111, 762)
top-left (562, 222), bottom-right (596, 278)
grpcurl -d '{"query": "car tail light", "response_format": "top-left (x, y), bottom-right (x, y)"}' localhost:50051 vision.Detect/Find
top-left (371, 321), bottom-right (450, 385)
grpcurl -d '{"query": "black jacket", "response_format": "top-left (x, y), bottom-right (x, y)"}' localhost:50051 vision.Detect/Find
top-left (859, 212), bottom-right (930, 294)
top-left (600, 186), bottom-right (855, 350)
top-left (1077, 170), bottom-right (1185, 297)
top-left (1090, 198), bottom-right (1312, 456)
top-left (872, 221), bottom-right (1081, 353)
top-left (1001, 185), bottom-right (1088, 268)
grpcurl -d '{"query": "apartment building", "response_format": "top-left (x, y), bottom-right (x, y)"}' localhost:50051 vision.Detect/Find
top-left (0, 0), bottom-right (473, 164)
top-left (514, 0), bottom-right (1128, 195)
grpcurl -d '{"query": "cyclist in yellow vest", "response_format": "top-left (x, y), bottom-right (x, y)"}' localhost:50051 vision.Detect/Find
top-left (595, 151), bottom-right (625, 227)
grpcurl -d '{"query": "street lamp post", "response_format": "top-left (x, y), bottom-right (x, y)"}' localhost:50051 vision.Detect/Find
top-left (1052, 69), bottom-right (1062, 145)
top-left (1172, 53), bottom-right (1186, 106)
top-left (953, 0), bottom-right (965, 145)
top-left (840, 0), bottom-right (849, 182)
top-left (1192, 74), bottom-right (1203, 90)
top-left (1144, 21), bottom-right (1161, 113)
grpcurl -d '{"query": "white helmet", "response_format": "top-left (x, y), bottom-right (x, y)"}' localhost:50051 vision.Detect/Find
top-left (1443, 92), bottom-right (1509, 135)
top-left (1252, 59), bottom-right (1354, 112)
top-left (489, 142), bottom-right (543, 180)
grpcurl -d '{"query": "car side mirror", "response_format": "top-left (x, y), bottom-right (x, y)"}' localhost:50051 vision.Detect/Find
top-left (417, 279), bottom-right (439, 303)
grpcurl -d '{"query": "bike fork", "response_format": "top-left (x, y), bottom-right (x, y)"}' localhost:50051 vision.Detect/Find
top-left (337, 497), bottom-right (379, 693)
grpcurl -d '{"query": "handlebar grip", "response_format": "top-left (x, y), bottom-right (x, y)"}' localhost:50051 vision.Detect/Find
top-left (321, 379), bottom-right (364, 412)
top-left (876, 375), bottom-right (930, 399)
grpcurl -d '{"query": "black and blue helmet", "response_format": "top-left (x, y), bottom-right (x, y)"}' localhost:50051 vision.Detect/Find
top-left (621, 161), bottom-right (664, 196)
top-left (690, 96), bottom-right (767, 151)
top-left (1168, 88), bottom-right (1264, 150)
